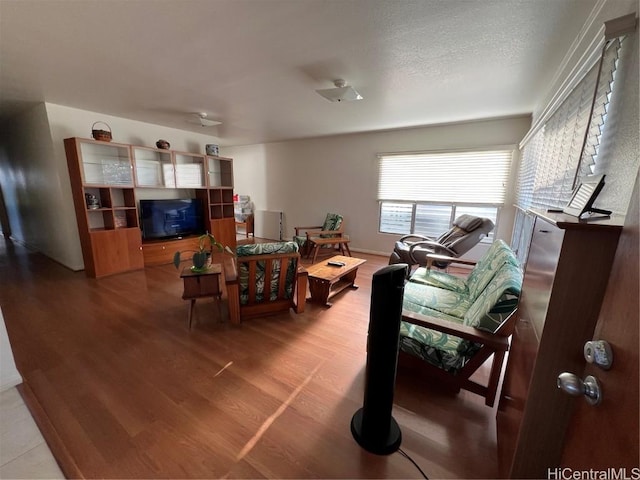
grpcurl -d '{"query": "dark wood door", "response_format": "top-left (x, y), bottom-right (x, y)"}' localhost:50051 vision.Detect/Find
top-left (560, 172), bottom-right (639, 470)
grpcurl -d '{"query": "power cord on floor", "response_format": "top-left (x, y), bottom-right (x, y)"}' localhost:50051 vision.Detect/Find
top-left (398, 447), bottom-right (430, 479)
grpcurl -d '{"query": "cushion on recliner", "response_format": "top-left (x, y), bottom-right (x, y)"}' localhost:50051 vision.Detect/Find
top-left (435, 226), bottom-right (467, 246)
top-left (453, 214), bottom-right (484, 232)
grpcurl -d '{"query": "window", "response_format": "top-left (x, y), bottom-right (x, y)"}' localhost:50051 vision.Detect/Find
top-left (378, 149), bottom-right (513, 240)
top-left (511, 34), bottom-right (624, 264)
top-left (515, 37), bottom-right (622, 212)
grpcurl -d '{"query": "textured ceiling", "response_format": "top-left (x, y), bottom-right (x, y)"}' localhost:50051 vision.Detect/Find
top-left (0, 0), bottom-right (597, 146)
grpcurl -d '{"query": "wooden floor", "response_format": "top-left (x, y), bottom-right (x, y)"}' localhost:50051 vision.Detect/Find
top-left (0, 239), bottom-right (500, 479)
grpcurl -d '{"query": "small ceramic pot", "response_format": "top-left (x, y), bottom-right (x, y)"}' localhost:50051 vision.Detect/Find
top-left (206, 144), bottom-right (219, 156)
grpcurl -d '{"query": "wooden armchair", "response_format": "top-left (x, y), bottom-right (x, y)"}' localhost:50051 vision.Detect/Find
top-left (399, 308), bottom-right (517, 407)
top-left (398, 240), bottom-right (523, 406)
top-left (223, 242), bottom-right (307, 325)
top-left (293, 213), bottom-right (350, 262)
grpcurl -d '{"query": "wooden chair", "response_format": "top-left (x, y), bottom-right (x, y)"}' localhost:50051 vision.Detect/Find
top-left (398, 241), bottom-right (523, 407)
top-left (223, 242), bottom-right (307, 325)
top-left (293, 213), bottom-right (348, 260)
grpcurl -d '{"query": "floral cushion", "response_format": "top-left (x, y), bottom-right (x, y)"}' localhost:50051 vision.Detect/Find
top-left (409, 268), bottom-right (469, 294)
top-left (400, 247), bottom-right (523, 373)
top-left (465, 239), bottom-right (520, 300)
top-left (292, 235), bottom-right (307, 248)
top-left (321, 213), bottom-right (343, 234)
top-left (403, 281), bottom-right (473, 319)
top-left (400, 310), bottom-right (473, 373)
top-left (407, 239), bottom-right (519, 301)
top-left (236, 242), bottom-right (299, 304)
top-left (464, 262), bottom-right (523, 332)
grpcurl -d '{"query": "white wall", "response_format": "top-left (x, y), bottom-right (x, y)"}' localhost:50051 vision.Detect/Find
top-left (0, 307), bottom-right (22, 392)
top-left (0, 104), bottom-right (74, 265)
top-left (0, 103), bottom-right (222, 270)
top-left (225, 116), bottom-right (531, 256)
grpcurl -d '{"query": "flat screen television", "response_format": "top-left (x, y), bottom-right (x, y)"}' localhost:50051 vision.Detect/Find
top-left (140, 198), bottom-right (204, 240)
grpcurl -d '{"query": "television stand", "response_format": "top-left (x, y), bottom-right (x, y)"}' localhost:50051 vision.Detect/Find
top-left (141, 236), bottom-right (201, 267)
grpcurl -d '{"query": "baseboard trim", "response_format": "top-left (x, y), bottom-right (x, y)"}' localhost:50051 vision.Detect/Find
top-left (17, 382), bottom-right (84, 479)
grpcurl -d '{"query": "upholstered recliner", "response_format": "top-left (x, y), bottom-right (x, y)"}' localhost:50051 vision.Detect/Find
top-left (389, 214), bottom-right (494, 274)
top-left (223, 242), bottom-right (307, 324)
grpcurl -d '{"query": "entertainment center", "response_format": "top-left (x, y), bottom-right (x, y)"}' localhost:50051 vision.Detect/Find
top-left (64, 137), bottom-right (236, 278)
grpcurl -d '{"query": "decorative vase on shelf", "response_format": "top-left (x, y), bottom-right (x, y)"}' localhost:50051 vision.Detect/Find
top-left (206, 144), bottom-right (219, 156)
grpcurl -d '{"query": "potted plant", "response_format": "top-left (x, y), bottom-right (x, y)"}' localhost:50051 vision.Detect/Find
top-left (173, 232), bottom-right (224, 271)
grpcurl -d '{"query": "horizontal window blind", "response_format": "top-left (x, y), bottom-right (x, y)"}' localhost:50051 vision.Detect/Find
top-left (512, 34), bottom-right (623, 264)
top-left (515, 36), bottom-right (622, 211)
top-left (378, 150), bottom-right (513, 204)
top-left (577, 36), bottom-right (621, 178)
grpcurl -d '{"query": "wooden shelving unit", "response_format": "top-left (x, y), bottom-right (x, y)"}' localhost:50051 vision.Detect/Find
top-left (65, 138), bottom-right (237, 276)
top-left (65, 137), bottom-right (144, 277)
top-left (196, 155), bottom-right (236, 250)
top-left (131, 146), bottom-right (174, 188)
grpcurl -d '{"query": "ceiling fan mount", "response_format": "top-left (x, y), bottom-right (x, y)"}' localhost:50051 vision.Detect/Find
top-left (316, 79), bottom-right (363, 102)
top-left (190, 112), bottom-right (222, 127)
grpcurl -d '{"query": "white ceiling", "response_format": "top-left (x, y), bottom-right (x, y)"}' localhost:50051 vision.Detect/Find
top-left (0, 0), bottom-right (597, 146)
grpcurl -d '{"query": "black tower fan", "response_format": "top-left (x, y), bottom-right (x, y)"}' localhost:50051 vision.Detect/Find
top-left (350, 263), bottom-right (407, 455)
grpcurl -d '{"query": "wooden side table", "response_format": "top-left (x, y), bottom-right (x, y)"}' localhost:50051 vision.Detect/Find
top-left (308, 235), bottom-right (352, 263)
top-left (180, 263), bottom-right (222, 329)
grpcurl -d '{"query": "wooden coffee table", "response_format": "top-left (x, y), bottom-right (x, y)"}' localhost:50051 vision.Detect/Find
top-left (306, 255), bottom-right (366, 306)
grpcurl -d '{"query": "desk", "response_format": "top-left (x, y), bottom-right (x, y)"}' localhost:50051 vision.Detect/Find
top-left (180, 263), bottom-right (222, 328)
top-left (306, 255), bottom-right (366, 306)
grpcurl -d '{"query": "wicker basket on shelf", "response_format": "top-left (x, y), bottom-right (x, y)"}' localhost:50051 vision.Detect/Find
top-left (91, 121), bottom-right (112, 142)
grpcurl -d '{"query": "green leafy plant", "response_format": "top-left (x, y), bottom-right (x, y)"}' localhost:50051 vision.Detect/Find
top-left (173, 232), bottom-right (224, 271)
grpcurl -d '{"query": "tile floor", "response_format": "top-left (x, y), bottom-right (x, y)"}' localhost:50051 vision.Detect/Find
top-left (0, 386), bottom-right (65, 479)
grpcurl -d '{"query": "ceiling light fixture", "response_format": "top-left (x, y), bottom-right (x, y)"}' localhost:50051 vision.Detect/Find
top-left (316, 79), bottom-right (363, 102)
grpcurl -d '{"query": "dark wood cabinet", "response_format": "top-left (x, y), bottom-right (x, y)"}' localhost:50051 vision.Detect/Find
top-left (497, 209), bottom-right (623, 478)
